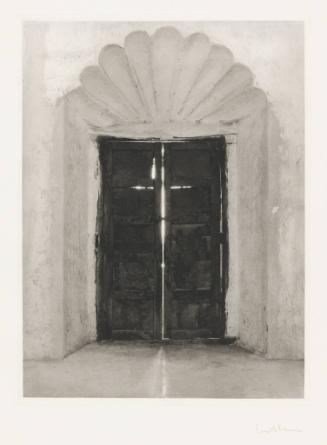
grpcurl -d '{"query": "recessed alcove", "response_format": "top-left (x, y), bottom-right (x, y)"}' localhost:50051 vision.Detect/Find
top-left (23, 24), bottom-right (304, 360)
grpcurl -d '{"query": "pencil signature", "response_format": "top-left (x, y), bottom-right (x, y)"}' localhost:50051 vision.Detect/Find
top-left (256, 424), bottom-right (303, 434)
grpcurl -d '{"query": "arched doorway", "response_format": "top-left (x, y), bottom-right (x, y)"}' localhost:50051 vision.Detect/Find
top-left (23, 21), bottom-right (304, 364)
top-left (56, 25), bottom-right (276, 357)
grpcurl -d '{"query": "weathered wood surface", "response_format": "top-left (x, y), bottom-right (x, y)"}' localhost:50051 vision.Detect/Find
top-left (97, 138), bottom-right (228, 340)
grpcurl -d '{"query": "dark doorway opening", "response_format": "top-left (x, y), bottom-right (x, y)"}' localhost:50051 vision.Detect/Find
top-left (96, 137), bottom-right (228, 341)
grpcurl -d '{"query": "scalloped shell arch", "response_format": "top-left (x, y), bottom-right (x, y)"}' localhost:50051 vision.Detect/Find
top-left (79, 27), bottom-right (267, 133)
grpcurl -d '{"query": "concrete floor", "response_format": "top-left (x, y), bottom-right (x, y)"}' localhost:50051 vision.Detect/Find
top-left (24, 342), bottom-right (304, 398)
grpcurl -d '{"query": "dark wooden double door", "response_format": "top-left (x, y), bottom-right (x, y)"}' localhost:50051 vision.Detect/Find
top-left (97, 137), bottom-right (228, 340)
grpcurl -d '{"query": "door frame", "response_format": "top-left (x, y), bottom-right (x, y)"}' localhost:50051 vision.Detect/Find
top-left (95, 136), bottom-right (229, 341)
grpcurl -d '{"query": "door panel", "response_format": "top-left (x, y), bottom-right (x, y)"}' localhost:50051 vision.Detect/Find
top-left (97, 140), bottom-right (161, 340)
top-left (114, 224), bottom-right (155, 252)
top-left (113, 189), bottom-right (154, 223)
top-left (171, 224), bottom-right (212, 289)
top-left (170, 186), bottom-right (211, 223)
top-left (170, 301), bottom-right (212, 331)
top-left (171, 147), bottom-right (213, 181)
top-left (164, 138), bottom-right (227, 339)
top-left (112, 299), bottom-right (153, 335)
top-left (113, 253), bottom-right (155, 290)
top-left (96, 137), bottom-right (227, 341)
top-left (112, 148), bottom-right (154, 187)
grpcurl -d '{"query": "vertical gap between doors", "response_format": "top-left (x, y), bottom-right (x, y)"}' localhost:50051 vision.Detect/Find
top-left (161, 143), bottom-right (166, 339)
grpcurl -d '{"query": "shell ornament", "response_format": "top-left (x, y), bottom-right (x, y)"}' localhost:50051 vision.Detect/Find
top-left (77, 27), bottom-right (267, 137)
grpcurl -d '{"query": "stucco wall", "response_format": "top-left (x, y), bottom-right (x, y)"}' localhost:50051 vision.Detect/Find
top-left (23, 24), bottom-right (64, 359)
top-left (23, 22), bottom-right (304, 359)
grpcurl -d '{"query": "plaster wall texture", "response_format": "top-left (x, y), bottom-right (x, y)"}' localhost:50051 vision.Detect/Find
top-left (23, 24), bottom-right (64, 359)
top-left (23, 22), bottom-right (304, 359)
